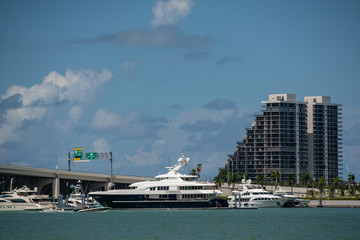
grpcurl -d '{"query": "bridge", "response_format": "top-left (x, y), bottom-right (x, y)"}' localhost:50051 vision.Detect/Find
top-left (0, 164), bottom-right (152, 198)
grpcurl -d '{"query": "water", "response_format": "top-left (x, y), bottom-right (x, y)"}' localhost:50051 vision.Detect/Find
top-left (1, 208), bottom-right (359, 240)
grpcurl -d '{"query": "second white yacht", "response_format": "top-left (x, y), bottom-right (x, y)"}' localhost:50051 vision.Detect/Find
top-left (231, 180), bottom-right (288, 208)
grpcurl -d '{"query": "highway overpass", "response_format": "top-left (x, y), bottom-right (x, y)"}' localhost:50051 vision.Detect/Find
top-left (0, 164), bottom-right (152, 198)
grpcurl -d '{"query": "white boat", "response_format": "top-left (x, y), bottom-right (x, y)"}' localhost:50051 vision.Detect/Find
top-left (273, 187), bottom-right (310, 207)
top-left (89, 152), bottom-right (228, 209)
top-left (231, 180), bottom-right (288, 208)
top-left (0, 186), bottom-right (51, 211)
top-left (66, 181), bottom-right (101, 209)
top-left (227, 191), bottom-right (258, 209)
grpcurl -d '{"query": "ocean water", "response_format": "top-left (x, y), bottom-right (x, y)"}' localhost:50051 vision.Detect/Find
top-left (1, 208), bottom-right (359, 240)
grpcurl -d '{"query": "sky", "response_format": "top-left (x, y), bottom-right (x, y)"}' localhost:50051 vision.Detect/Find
top-left (1, 0), bottom-right (359, 181)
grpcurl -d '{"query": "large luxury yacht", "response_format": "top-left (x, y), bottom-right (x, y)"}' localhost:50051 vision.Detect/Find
top-left (0, 186), bottom-right (51, 211)
top-left (89, 153), bottom-right (227, 209)
top-left (228, 180), bottom-right (288, 208)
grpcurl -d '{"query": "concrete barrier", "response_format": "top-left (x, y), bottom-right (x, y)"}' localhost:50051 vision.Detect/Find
top-left (308, 200), bottom-right (360, 208)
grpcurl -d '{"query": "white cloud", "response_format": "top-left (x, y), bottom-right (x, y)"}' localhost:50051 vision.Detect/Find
top-left (151, 0), bottom-right (195, 28)
top-left (125, 139), bottom-right (166, 166)
top-left (90, 108), bottom-right (167, 139)
top-left (0, 69), bottom-right (113, 144)
top-left (68, 105), bottom-right (83, 123)
top-left (2, 68), bottom-right (112, 106)
top-left (0, 106), bottom-right (48, 143)
top-left (92, 138), bottom-right (111, 152)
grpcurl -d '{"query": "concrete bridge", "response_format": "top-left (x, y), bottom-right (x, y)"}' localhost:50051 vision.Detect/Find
top-left (0, 164), bottom-right (152, 198)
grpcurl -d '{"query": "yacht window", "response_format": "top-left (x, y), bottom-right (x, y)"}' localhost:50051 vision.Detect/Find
top-left (0, 195), bottom-right (13, 198)
top-left (10, 199), bottom-right (26, 203)
top-left (0, 200), bottom-right (6, 202)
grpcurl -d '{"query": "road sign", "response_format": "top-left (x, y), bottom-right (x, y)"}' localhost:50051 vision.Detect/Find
top-left (86, 152), bottom-right (98, 160)
top-left (74, 148), bottom-right (83, 161)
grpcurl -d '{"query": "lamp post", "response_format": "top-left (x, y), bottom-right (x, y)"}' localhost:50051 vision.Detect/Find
top-left (57, 142), bottom-right (63, 170)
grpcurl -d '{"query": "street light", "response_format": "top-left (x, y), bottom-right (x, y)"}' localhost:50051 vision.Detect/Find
top-left (112, 150), bottom-right (118, 176)
top-left (58, 142), bottom-right (63, 170)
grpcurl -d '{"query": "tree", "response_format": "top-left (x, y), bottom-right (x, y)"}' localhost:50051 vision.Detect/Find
top-left (235, 171), bottom-right (244, 183)
top-left (213, 169), bottom-right (227, 188)
top-left (333, 176), bottom-right (341, 197)
top-left (256, 174), bottom-right (267, 189)
top-left (270, 171), bottom-right (282, 190)
top-left (189, 168), bottom-right (197, 176)
top-left (348, 173), bottom-right (356, 197)
top-left (287, 174), bottom-right (296, 193)
top-left (318, 176), bottom-right (326, 196)
top-left (213, 175), bottom-right (225, 189)
top-left (196, 163), bottom-right (202, 178)
top-left (228, 172), bottom-right (236, 191)
top-left (301, 172), bottom-right (312, 197)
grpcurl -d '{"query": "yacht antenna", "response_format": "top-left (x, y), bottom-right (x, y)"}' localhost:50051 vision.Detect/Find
top-left (158, 157), bottom-right (161, 175)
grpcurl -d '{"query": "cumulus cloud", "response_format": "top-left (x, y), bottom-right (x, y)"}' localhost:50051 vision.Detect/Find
top-left (204, 98), bottom-right (237, 111)
top-left (73, 26), bottom-right (214, 49)
top-left (0, 69), bottom-right (112, 143)
top-left (125, 139), bottom-right (166, 166)
top-left (90, 108), bottom-right (168, 139)
top-left (151, 0), bottom-right (195, 28)
top-left (2, 69), bottom-right (112, 106)
top-left (92, 138), bottom-right (111, 152)
top-left (121, 60), bottom-right (138, 80)
top-left (216, 54), bottom-right (242, 66)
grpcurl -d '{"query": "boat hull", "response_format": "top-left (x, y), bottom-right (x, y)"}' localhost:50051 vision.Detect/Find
top-left (90, 194), bottom-right (228, 209)
top-left (0, 203), bottom-right (43, 211)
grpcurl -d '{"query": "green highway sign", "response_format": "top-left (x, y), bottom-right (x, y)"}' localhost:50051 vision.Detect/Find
top-left (74, 148), bottom-right (83, 161)
top-left (86, 152), bottom-right (98, 160)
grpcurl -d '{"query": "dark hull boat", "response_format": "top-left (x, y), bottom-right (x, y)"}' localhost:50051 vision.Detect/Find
top-left (90, 153), bottom-right (227, 209)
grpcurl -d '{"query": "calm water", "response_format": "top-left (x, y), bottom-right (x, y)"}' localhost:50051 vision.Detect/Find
top-left (1, 208), bottom-right (359, 240)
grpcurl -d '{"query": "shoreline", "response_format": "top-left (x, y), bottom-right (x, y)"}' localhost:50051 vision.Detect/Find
top-left (308, 200), bottom-right (360, 208)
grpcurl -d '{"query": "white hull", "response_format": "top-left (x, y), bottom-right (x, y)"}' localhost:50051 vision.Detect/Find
top-left (247, 199), bottom-right (288, 208)
top-left (0, 203), bottom-right (43, 211)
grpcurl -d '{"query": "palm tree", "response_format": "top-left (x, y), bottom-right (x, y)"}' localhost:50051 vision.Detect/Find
top-left (213, 175), bottom-right (224, 189)
top-left (348, 174), bottom-right (356, 197)
top-left (196, 163), bottom-right (202, 178)
top-left (301, 172), bottom-right (312, 197)
top-left (318, 176), bottom-right (326, 196)
top-left (189, 168), bottom-right (197, 176)
top-left (270, 171), bottom-right (282, 190)
top-left (256, 174), bottom-right (267, 189)
top-left (287, 174), bottom-right (296, 193)
top-left (228, 172), bottom-right (236, 191)
top-left (333, 176), bottom-right (340, 197)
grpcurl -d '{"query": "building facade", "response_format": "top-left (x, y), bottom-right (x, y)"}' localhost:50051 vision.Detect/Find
top-left (226, 94), bottom-right (342, 184)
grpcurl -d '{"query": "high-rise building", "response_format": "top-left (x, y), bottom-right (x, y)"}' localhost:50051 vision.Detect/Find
top-left (304, 96), bottom-right (343, 183)
top-left (226, 94), bottom-right (342, 184)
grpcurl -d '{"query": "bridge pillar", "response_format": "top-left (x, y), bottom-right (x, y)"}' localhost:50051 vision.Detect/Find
top-left (53, 176), bottom-right (60, 198)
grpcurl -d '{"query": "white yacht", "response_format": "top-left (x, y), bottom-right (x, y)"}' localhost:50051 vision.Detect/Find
top-left (273, 187), bottom-right (310, 207)
top-left (66, 181), bottom-right (100, 209)
top-left (227, 191), bottom-right (258, 209)
top-left (231, 180), bottom-right (288, 208)
top-left (89, 153), bottom-right (228, 209)
top-left (0, 186), bottom-right (51, 211)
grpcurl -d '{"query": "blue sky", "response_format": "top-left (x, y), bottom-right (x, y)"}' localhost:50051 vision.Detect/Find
top-left (1, 0), bottom-right (359, 180)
